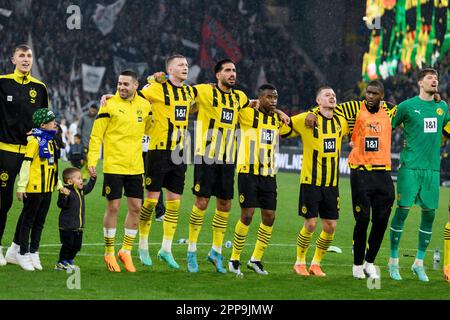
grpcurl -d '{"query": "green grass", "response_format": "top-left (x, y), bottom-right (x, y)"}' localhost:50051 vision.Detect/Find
top-left (0, 162), bottom-right (449, 300)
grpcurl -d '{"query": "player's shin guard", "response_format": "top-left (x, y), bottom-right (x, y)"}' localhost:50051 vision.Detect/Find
top-left (389, 207), bottom-right (409, 259)
top-left (188, 205), bottom-right (206, 252)
top-left (416, 210), bottom-right (435, 260)
top-left (139, 198), bottom-right (158, 249)
top-left (296, 226), bottom-right (313, 264)
top-left (162, 200), bottom-right (180, 247)
top-left (444, 222), bottom-right (450, 267)
top-left (103, 228), bottom-right (116, 255)
top-left (311, 230), bottom-right (334, 265)
top-left (122, 228), bottom-right (137, 252)
top-left (231, 219), bottom-right (249, 261)
top-left (251, 223), bottom-right (273, 261)
top-left (212, 209), bottom-right (230, 254)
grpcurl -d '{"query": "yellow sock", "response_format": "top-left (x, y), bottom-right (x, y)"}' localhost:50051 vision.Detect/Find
top-left (311, 230), bottom-right (334, 265)
top-left (251, 223), bottom-right (273, 261)
top-left (188, 205), bottom-right (206, 252)
top-left (121, 228), bottom-right (137, 252)
top-left (296, 226), bottom-right (313, 264)
top-left (444, 222), bottom-right (450, 266)
top-left (163, 199), bottom-right (180, 241)
top-left (103, 228), bottom-right (116, 255)
top-left (139, 198), bottom-right (158, 245)
top-left (231, 219), bottom-right (249, 261)
top-left (212, 209), bottom-right (230, 252)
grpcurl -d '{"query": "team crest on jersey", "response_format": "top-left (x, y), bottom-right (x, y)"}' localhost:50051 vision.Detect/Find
top-left (301, 206), bottom-right (307, 214)
top-left (0, 173), bottom-right (8, 181)
top-left (367, 122), bottom-right (381, 134)
top-left (436, 108), bottom-right (443, 116)
top-left (239, 194), bottom-right (245, 203)
top-left (105, 186), bottom-right (111, 195)
top-left (194, 184), bottom-right (200, 192)
top-left (336, 125), bottom-right (341, 132)
top-left (355, 205), bottom-right (361, 213)
top-left (146, 177), bottom-right (152, 186)
top-left (29, 88), bottom-right (37, 98)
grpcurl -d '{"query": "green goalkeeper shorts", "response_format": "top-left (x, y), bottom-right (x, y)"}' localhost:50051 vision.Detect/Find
top-left (396, 167), bottom-right (440, 209)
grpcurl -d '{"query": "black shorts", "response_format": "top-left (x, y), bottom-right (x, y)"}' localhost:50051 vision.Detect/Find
top-left (102, 174), bottom-right (143, 200)
top-left (192, 157), bottom-right (236, 200)
top-left (238, 173), bottom-right (277, 210)
top-left (145, 150), bottom-right (186, 195)
top-left (298, 184), bottom-right (339, 220)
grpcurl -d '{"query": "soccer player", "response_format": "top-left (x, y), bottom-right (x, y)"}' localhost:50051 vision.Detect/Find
top-left (1, 45), bottom-right (49, 266)
top-left (138, 54), bottom-right (195, 269)
top-left (185, 59), bottom-right (251, 273)
top-left (305, 80), bottom-right (396, 279)
top-left (88, 70), bottom-right (151, 272)
top-left (286, 86), bottom-right (349, 277)
top-left (228, 84), bottom-right (286, 276)
top-left (388, 68), bottom-right (449, 282)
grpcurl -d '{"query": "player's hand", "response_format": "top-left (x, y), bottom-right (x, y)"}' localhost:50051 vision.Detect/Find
top-left (275, 109), bottom-right (290, 125)
top-left (60, 187), bottom-right (70, 196)
top-left (89, 169), bottom-right (97, 178)
top-left (305, 113), bottom-right (319, 129)
top-left (100, 94), bottom-right (114, 106)
top-left (88, 166), bottom-right (97, 177)
top-left (349, 141), bottom-right (355, 149)
top-left (434, 93), bottom-right (441, 103)
top-left (152, 72), bottom-right (167, 83)
top-left (249, 99), bottom-right (260, 110)
top-left (16, 192), bottom-right (26, 201)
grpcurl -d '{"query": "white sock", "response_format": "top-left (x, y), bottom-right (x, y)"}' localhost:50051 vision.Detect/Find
top-left (12, 242), bottom-right (20, 251)
top-left (413, 258), bottom-right (423, 267)
top-left (188, 242), bottom-right (197, 253)
top-left (103, 228), bottom-right (116, 238)
top-left (162, 238), bottom-right (172, 253)
top-left (389, 257), bottom-right (399, 265)
top-left (250, 256), bottom-right (260, 262)
top-left (364, 261), bottom-right (374, 268)
top-left (139, 239), bottom-right (148, 250)
top-left (124, 228), bottom-right (138, 237)
top-left (212, 245), bottom-right (222, 254)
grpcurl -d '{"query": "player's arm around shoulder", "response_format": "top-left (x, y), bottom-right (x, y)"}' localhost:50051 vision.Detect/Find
top-left (281, 112), bottom-right (307, 139)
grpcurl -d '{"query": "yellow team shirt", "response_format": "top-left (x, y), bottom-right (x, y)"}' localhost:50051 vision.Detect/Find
top-left (237, 108), bottom-right (285, 177)
top-left (193, 84), bottom-right (249, 163)
top-left (282, 111), bottom-right (349, 186)
top-left (88, 92), bottom-right (152, 175)
top-left (141, 80), bottom-right (195, 151)
top-left (18, 137), bottom-right (58, 193)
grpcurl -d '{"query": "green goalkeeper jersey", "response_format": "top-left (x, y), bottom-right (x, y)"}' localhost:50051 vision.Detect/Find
top-left (392, 96), bottom-right (449, 171)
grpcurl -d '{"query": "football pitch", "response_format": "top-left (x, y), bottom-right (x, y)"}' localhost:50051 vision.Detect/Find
top-left (0, 163), bottom-right (449, 300)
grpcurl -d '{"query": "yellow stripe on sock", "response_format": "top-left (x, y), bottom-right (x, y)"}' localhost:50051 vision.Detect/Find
top-left (445, 222), bottom-right (450, 266)
top-left (122, 234), bottom-right (136, 252)
top-left (139, 198), bottom-right (158, 240)
top-left (251, 223), bottom-right (273, 261)
top-left (163, 199), bottom-right (180, 241)
top-left (231, 219), bottom-right (249, 261)
top-left (212, 209), bottom-right (230, 249)
top-left (189, 205), bottom-right (206, 245)
top-left (296, 226), bottom-right (313, 264)
top-left (104, 236), bottom-right (115, 255)
top-left (311, 230), bottom-right (334, 265)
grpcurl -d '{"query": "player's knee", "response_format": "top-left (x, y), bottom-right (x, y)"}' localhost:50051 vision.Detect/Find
top-left (241, 215), bottom-right (253, 225)
top-left (304, 219), bottom-right (317, 233)
top-left (195, 197), bottom-right (209, 211)
top-left (216, 199), bottom-right (231, 212)
top-left (261, 212), bottom-right (275, 226)
top-left (322, 221), bottom-right (336, 234)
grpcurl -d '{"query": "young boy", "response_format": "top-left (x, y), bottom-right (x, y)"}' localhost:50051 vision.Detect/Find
top-left (68, 133), bottom-right (87, 169)
top-left (13, 109), bottom-right (68, 271)
top-left (55, 167), bottom-right (96, 270)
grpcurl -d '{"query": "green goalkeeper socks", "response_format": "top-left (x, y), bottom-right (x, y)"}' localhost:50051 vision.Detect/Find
top-left (390, 207), bottom-right (409, 259)
top-left (417, 210), bottom-right (435, 260)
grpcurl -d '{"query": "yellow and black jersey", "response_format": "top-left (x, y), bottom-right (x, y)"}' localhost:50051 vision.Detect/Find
top-left (281, 112), bottom-right (349, 186)
top-left (444, 122), bottom-right (450, 139)
top-left (0, 68), bottom-right (49, 151)
top-left (141, 80), bottom-right (195, 151)
top-left (88, 92), bottom-right (152, 175)
top-left (17, 137), bottom-right (58, 193)
top-left (237, 108), bottom-right (286, 177)
top-left (311, 100), bottom-right (396, 135)
top-left (193, 84), bottom-right (249, 163)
